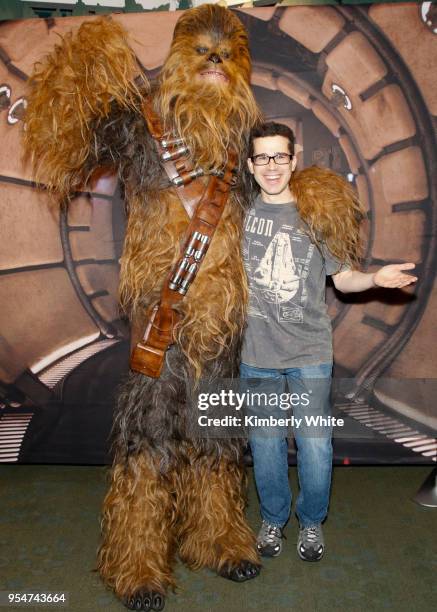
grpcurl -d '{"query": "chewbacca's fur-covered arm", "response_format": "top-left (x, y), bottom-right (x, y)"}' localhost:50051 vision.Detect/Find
top-left (292, 166), bottom-right (365, 269)
top-left (23, 17), bottom-right (148, 199)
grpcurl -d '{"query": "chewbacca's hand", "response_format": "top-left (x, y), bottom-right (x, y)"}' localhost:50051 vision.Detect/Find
top-left (373, 263), bottom-right (417, 289)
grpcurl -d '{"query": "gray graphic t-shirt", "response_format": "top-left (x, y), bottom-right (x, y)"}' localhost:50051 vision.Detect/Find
top-left (241, 194), bottom-right (347, 368)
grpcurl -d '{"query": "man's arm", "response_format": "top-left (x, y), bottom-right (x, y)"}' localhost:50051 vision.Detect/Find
top-left (332, 263), bottom-right (418, 293)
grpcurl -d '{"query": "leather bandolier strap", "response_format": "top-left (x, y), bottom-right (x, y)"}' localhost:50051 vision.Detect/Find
top-left (130, 98), bottom-right (237, 378)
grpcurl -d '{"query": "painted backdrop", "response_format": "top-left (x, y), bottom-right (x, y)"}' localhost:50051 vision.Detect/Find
top-left (0, 2), bottom-right (436, 463)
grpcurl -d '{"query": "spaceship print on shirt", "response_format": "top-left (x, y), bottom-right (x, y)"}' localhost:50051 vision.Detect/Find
top-left (247, 226), bottom-right (314, 324)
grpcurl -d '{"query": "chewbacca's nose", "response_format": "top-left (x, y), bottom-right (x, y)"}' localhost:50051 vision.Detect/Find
top-left (208, 53), bottom-right (222, 64)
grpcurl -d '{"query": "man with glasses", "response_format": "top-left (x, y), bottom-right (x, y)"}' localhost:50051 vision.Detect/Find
top-left (242, 122), bottom-right (417, 562)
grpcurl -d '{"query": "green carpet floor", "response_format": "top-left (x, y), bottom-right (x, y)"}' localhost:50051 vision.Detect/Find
top-left (0, 466), bottom-right (436, 612)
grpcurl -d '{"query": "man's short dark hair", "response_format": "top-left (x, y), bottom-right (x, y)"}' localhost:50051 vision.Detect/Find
top-left (249, 122), bottom-right (295, 157)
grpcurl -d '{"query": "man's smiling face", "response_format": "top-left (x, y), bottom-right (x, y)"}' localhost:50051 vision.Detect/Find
top-left (247, 135), bottom-right (297, 204)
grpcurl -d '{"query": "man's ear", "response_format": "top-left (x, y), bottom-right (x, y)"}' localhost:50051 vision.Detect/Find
top-left (247, 158), bottom-right (254, 175)
top-left (291, 156), bottom-right (297, 172)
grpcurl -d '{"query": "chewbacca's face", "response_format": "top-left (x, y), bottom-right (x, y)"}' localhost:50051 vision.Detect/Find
top-left (188, 29), bottom-right (251, 95)
top-left (158, 4), bottom-right (259, 168)
top-left (192, 34), bottom-right (233, 87)
top-left (160, 5), bottom-right (252, 99)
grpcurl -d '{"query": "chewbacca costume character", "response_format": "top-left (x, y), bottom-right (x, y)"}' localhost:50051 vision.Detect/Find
top-left (24, 5), bottom-right (262, 611)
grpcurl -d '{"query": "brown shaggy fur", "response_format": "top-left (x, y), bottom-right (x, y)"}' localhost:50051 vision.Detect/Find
top-left (98, 449), bottom-right (258, 597)
top-left (24, 17), bottom-right (146, 197)
top-left (176, 455), bottom-right (259, 571)
top-left (119, 189), bottom-right (248, 380)
top-left (175, 197), bottom-right (248, 379)
top-left (292, 166), bottom-right (364, 268)
top-left (97, 453), bottom-right (177, 596)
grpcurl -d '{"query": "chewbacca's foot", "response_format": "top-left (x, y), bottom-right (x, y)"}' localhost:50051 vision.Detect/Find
top-left (123, 590), bottom-right (165, 611)
top-left (219, 560), bottom-right (261, 583)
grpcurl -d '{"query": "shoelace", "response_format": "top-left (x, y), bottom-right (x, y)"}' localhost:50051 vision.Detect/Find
top-left (265, 525), bottom-right (282, 543)
top-left (261, 524), bottom-right (285, 545)
top-left (303, 526), bottom-right (320, 544)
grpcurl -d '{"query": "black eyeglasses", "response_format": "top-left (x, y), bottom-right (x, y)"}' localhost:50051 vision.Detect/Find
top-left (251, 153), bottom-right (293, 166)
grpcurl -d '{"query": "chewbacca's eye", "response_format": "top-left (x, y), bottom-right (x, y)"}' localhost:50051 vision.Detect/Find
top-left (221, 51), bottom-right (230, 60)
top-left (196, 46), bottom-right (208, 55)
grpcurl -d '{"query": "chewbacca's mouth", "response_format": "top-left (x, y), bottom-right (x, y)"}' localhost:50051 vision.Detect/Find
top-left (199, 70), bottom-right (229, 83)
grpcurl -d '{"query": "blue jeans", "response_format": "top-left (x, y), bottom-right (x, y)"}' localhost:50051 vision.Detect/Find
top-left (240, 362), bottom-right (333, 528)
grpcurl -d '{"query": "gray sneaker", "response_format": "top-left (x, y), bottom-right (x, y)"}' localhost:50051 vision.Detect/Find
top-left (297, 524), bottom-right (324, 561)
top-left (256, 520), bottom-right (283, 557)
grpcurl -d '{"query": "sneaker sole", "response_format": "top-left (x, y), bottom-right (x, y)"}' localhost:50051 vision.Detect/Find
top-left (257, 545), bottom-right (282, 558)
top-left (297, 546), bottom-right (324, 562)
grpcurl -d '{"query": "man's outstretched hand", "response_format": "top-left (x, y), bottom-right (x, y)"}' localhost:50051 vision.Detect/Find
top-left (373, 263), bottom-right (418, 289)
